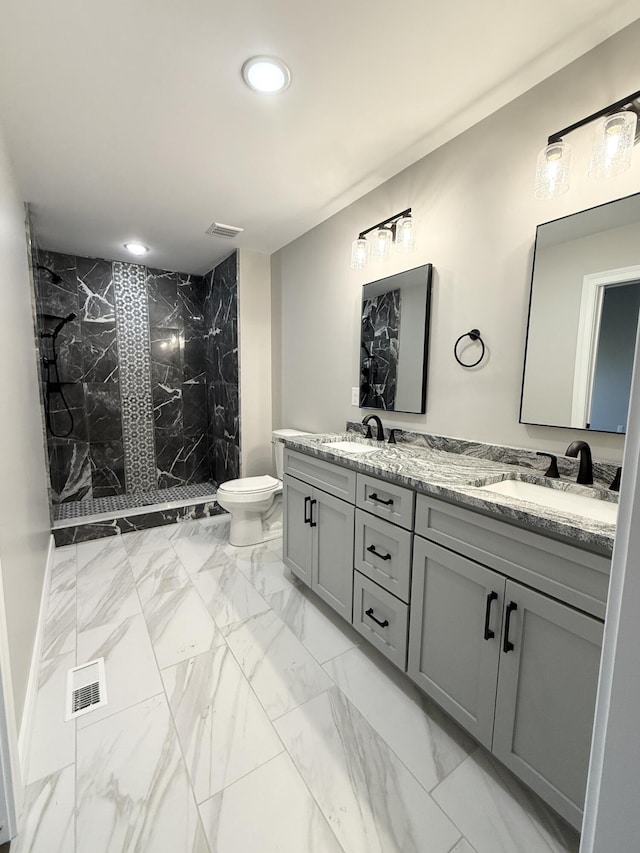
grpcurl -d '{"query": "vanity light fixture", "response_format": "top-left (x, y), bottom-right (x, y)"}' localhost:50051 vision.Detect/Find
top-left (534, 90), bottom-right (640, 199)
top-left (350, 208), bottom-right (417, 270)
top-left (241, 56), bottom-right (291, 94)
top-left (124, 241), bottom-right (149, 256)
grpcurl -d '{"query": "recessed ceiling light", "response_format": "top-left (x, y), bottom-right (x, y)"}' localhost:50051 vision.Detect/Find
top-left (124, 241), bottom-right (149, 256)
top-left (241, 56), bottom-right (291, 94)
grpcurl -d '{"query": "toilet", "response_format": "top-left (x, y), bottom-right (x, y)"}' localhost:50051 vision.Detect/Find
top-left (216, 428), bottom-right (310, 546)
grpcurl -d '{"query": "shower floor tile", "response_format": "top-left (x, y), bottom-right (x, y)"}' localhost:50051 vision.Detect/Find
top-left (15, 515), bottom-right (580, 852)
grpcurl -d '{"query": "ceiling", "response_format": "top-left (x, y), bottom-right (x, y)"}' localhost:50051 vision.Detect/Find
top-left (0, 0), bottom-right (638, 274)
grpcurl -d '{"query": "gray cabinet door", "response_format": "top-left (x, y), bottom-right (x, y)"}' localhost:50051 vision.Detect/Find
top-left (408, 537), bottom-right (505, 748)
top-left (492, 580), bottom-right (603, 830)
top-left (283, 475), bottom-right (313, 586)
top-left (312, 490), bottom-right (355, 620)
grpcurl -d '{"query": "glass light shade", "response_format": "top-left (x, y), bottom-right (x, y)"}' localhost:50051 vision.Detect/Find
top-left (534, 141), bottom-right (572, 199)
top-left (350, 237), bottom-right (369, 270)
top-left (241, 56), bottom-right (291, 93)
top-left (394, 215), bottom-right (417, 252)
top-left (371, 226), bottom-right (393, 261)
top-left (588, 111), bottom-right (637, 180)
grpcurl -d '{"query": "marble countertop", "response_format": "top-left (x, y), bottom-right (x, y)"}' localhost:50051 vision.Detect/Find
top-left (283, 432), bottom-right (617, 557)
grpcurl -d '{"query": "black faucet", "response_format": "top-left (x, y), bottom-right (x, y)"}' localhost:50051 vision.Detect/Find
top-left (362, 414), bottom-right (385, 441)
top-left (565, 441), bottom-right (593, 485)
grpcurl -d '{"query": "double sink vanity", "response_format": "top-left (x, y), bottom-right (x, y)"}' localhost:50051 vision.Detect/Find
top-left (282, 427), bottom-right (618, 832)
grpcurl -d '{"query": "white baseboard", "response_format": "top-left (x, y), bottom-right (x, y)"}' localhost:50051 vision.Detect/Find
top-left (18, 533), bottom-right (55, 782)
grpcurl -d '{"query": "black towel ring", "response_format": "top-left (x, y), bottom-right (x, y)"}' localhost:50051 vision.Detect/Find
top-left (454, 328), bottom-right (485, 368)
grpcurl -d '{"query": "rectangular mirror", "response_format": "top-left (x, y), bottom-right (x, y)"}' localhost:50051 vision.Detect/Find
top-left (360, 263), bottom-right (432, 413)
top-left (520, 192), bottom-right (640, 433)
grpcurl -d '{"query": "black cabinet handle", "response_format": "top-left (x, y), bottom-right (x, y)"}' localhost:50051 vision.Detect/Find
top-left (304, 496), bottom-right (312, 525)
top-left (503, 601), bottom-right (518, 653)
top-left (484, 591), bottom-right (498, 640)
top-left (365, 607), bottom-right (389, 628)
top-left (369, 492), bottom-right (393, 506)
top-left (309, 499), bottom-right (317, 528)
top-left (366, 544), bottom-right (391, 561)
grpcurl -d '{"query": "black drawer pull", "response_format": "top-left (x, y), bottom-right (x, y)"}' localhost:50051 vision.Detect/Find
top-left (367, 544), bottom-right (392, 561)
top-left (365, 607), bottom-right (389, 628)
top-left (309, 499), bottom-right (317, 528)
top-left (503, 601), bottom-right (518, 653)
top-left (369, 492), bottom-right (393, 506)
top-left (304, 496), bottom-right (312, 525)
top-left (483, 591), bottom-right (498, 640)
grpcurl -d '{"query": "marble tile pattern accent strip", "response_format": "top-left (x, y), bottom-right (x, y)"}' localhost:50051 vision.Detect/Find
top-left (113, 261), bottom-right (158, 492)
top-left (18, 517), bottom-right (579, 853)
top-left (286, 431), bottom-right (618, 554)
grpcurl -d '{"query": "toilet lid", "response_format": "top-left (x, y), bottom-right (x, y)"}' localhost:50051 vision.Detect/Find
top-left (218, 475), bottom-right (280, 496)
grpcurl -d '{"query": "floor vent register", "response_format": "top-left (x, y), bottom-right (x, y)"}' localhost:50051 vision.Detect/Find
top-left (66, 658), bottom-right (108, 720)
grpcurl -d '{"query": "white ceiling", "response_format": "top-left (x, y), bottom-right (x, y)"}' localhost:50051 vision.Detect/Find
top-left (0, 0), bottom-right (638, 274)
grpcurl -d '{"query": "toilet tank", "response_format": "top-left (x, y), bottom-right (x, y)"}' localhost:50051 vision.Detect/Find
top-left (272, 429), bottom-right (310, 479)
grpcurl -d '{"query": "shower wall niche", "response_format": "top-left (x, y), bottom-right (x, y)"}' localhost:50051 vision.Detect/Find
top-left (33, 249), bottom-right (239, 503)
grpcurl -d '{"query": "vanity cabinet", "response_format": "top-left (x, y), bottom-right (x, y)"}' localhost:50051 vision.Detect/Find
top-left (283, 451), bottom-right (356, 620)
top-left (283, 445), bottom-right (610, 831)
top-left (409, 518), bottom-right (604, 829)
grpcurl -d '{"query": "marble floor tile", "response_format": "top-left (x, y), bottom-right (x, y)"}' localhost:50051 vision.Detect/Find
top-left (166, 517), bottom-right (210, 542)
top-left (267, 583), bottom-right (360, 664)
top-left (75, 535), bottom-right (124, 571)
top-left (324, 645), bottom-right (475, 792)
top-left (77, 694), bottom-right (209, 853)
top-left (224, 609), bottom-right (333, 719)
top-left (172, 526), bottom-right (231, 575)
top-left (49, 546), bottom-right (77, 593)
top-left (193, 563), bottom-right (270, 628)
top-left (76, 614), bottom-right (163, 729)
top-left (431, 750), bottom-right (579, 853)
top-left (275, 687), bottom-right (461, 853)
top-left (234, 542), bottom-right (297, 596)
top-left (129, 547), bottom-right (191, 604)
top-left (449, 839), bottom-right (479, 853)
top-left (12, 764), bottom-right (74, 853)
top-left (161, 645), bottom-right (284, 803)
top-left (121, 526), bottom-right (172, 556)
top-left (142, 584), bottom-right (224, 669)
top-left (26, 652), bottom-right (76, 785)
top-left (76, 541), bottom-right (140, 631)
top-left (41, 583), bottom-right (76, 662)
top-left (198, 752), bottom-right (342, 853)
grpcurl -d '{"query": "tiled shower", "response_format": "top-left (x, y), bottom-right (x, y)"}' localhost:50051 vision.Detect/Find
top-left (32, 248), bottom-right (240, 519)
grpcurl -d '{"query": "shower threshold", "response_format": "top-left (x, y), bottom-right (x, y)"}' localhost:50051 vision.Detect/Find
top-left (51, 482), bottom-right (223, 546)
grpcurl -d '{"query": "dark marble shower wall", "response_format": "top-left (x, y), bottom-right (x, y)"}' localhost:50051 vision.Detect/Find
top-left (33, 249), bottom-right (240, 503)
top-left (204, 252), bottom-right (240, 485)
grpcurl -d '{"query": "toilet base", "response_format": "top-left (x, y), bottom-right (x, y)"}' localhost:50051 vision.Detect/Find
top-left (224, 494), bottom-right (283, 547)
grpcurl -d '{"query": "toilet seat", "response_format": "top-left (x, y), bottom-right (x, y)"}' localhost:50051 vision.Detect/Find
top-left (217, 475), bottom-right (281, 503)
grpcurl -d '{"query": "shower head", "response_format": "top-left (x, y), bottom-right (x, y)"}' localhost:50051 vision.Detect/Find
top-left (36, 264), bottom-right (63, 285)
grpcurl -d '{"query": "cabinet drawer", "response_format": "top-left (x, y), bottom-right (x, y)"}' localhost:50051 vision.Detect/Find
top-left (356, 474), bottom-right (414, 530)
top-left (415, 494), bottom-right (610, 619)
top-left (354, 509), bottom-right (412, 602)
top-left (352, 571), bottom-right (408, 670)
top-left (285, 448), bottom-right (356, 502)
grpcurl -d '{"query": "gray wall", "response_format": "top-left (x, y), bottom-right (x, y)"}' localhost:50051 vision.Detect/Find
top-left (272, 20), bottom-right (640, 463)
top-left (0, 127), bottom-right (51, 727)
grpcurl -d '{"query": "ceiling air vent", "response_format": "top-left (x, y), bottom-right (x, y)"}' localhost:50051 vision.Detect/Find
top-left (206, 222), bottom-right (244, 239)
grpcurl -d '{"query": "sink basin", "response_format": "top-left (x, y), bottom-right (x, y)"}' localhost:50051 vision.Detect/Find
top-left (322, 440), bottom-right (378, 455)
top-left (478, 479), bottom-right (617, 524)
